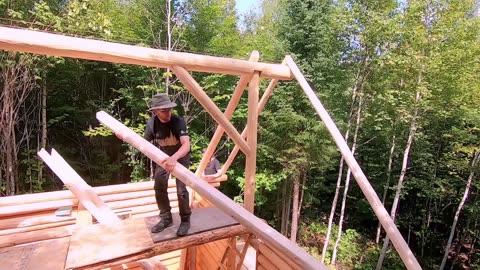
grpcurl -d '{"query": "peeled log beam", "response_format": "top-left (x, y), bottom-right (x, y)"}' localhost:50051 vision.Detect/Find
top-left (97, 111), bottom-right (327, 270)
top-left (75, 224), bottom-right (248, 270)
top-left (286, 56), bottom-right (421, 270)
top-left (0, 181), bottom-right (156, 207)
top-left (0, 27), bottom-right (293, 80)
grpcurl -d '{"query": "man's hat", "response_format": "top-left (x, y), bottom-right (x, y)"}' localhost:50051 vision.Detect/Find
top-left (149, 93), bottom-right (177, 111)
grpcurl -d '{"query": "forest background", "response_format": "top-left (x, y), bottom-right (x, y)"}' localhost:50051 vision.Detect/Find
top-left (1, 0), bottom-right (479, 269)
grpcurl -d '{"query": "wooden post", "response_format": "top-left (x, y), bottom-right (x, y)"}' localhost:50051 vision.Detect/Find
top-left (97, 111), bottom-right (327, 270)
top-left (285, 56), bottom-right (421, 270)
top-left (222, 72), bottom-right (281, 173)
top-left (171, 66), bottom-right (250, 156)
top-left (191, 51), bottom-right (259, 208)
top-left (195, 51), bottom-right (259, 178)
top-left (244, 71), bottom-right (260, 212)
top-left (0, 27), bottom-right (293, 80)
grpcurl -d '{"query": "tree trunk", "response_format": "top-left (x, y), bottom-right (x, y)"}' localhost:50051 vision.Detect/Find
top-left (38, 72), bottom-right (47, 188)
top-left (376, 134), bottom-right (396, 244)
top-left (281, 179), bottom-right (292, 236)
top-left (290, 171), bottom-right (300, 243)
top-left (0, 54), bottom-right (36, 196)
top-left (331, 96), bottom-right (363, 265)
top-left (376, 84), bottom-right (422, 270)
top-left (321, 72), bottom-right (359, 263)
top-left (440, 152), bottom-right (479, 270)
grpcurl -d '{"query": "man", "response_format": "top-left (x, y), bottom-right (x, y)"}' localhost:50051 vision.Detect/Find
top-left (144, 93), bottom-right (191, 236)
top-left (202, 148), bottom-right (222, 179)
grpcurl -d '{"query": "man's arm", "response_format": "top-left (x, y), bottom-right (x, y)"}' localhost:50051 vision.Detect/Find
top-left (162, 135), bottom-right (190, 173)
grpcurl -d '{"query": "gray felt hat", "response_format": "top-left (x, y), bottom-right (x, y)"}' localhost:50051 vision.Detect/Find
top-left (149, 93), bottom-right (177, 111)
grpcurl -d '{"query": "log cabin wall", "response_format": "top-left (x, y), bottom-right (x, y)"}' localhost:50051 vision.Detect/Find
top-left (0, 180), bottom-right (181, 269)
top-left (255, 241), bottom-right (302, 270)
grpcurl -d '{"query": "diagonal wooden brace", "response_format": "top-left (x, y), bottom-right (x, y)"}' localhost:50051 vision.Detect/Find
top-left (38, 148), bottom-right (121, 225)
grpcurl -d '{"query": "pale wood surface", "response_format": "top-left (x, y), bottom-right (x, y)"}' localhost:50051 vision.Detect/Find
top-left (38, 149), bottom-right (121, 225)
top-left (0, 27), bottom-right (292, 80)
top-left (0, 237), bottom-right (70, 270)
top-left (145, 207), bottom-right (239, 243)
top-left (244, 71), bottom-right (260, 213)
top-left (65, 218), bottom-right (153, 269)
top-left (285, 55), bottom-right (421, 270)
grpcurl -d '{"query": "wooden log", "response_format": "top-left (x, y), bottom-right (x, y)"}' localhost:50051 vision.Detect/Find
top-left (76, 224), bottom-right (248, 270)
top-left (244, 71), bottom-right (260, 213)
top-left (258, 243), bottom-right (295, 270)
top-left (259, 242), bottom-right (300, 270)
top-left (100, 190), bottom-right (155, 202)
top-left (0, 27), bottom-right (292, 80)
top-left (0, 220), bottom-right (76, 236)
top-left (221, 72), bottom-right (282, 173)
top-left (285, 55), bottom-right (421, 270)
top-left (195, 51), bottom-right (259, 177)
top-left (172, 65), bottom-right (250, 155)
top-left (97, 111), bottom-right (327, 270)
top-left (0, 179), bottom-right (178, 207)
top-left (263, 241), bottom-right (301, 270)
top-left (38, 149), bottom-right (121, 225)
top-left (0, 198), bottom-right (77, 218)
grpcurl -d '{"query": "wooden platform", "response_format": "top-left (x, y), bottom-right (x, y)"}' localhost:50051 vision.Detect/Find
top-left (0, 207), bottom-right (245, 270)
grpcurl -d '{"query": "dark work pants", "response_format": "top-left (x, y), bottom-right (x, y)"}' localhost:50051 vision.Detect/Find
top-left (154, 154), bottom-right (191, 222)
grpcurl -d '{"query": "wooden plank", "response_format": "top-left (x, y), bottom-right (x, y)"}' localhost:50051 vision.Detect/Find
top-left (77, 224), bottom-right (247, 270)
top-left (0, 237), bottom-right (69, 270)
top-left (0, 27), bottom-right (292, 80)
top-left (144, 207), bottom-right (239, 243)
top-left (285, 55), bottom-right (421, 270)
top-left (263, 242), bottom-right (301, 270)
top-left (65, 218), bottom-right (153, 269)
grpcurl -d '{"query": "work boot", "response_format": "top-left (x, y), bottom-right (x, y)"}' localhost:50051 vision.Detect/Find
top-left (151, 213), bottom-right (173, 233)
top-left (176, 221), bottom-right (190, 237)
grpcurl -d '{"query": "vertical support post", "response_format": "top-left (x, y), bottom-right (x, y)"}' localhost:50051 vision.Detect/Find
top-left (244, 71), bottom-right (260, 212)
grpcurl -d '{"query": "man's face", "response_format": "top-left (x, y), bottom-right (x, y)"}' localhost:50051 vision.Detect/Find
top-left (154, 108), bottom-right (172, 122)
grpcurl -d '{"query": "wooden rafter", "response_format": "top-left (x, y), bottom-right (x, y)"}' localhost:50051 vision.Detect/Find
top-left (285, 56), bottom-right (421, 269)
top-left (0, 26), bottom-right (293, 80)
